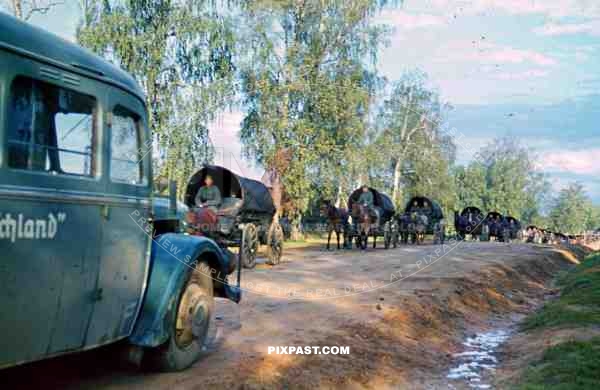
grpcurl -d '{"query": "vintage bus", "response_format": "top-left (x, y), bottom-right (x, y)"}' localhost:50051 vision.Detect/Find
top-left (0, 12), bottom-right (240, 371)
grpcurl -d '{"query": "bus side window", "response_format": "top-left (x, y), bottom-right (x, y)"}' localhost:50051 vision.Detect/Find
top-left (110, 106), bottom-right (146, 185)
top-left (7, 76), bottom-right (96, 176)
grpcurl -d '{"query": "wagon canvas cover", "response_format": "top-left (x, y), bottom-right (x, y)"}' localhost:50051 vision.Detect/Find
top-left (404, 196), bottom-right (444, 220)
top-left (348, 187), bottom-right (395, 223)
top-left (185, 165), bottom-right (275, 216)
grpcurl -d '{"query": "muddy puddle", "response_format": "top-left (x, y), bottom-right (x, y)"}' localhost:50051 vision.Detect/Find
top-left (447, 329), bottom-right (511, 389)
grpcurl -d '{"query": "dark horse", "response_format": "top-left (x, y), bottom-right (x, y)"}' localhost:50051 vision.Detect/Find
top-left (487, 216), bottom-right (504, 241)
top-left (321, 201), bottom-right (349, 250)
top-left (352, 203), bottom-right (373, 250)
top-left (413, 213), bottom-right (428, 245)
top-left (396, 212), bottom-right (412, 245)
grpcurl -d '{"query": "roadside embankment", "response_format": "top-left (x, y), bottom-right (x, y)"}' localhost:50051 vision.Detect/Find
top-left (494, 250), bottom-right (600, 390)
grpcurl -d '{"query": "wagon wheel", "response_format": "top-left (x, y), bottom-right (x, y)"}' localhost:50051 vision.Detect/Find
top-left (383, 221), bottom-right (392, 249)
top-left (266, 221), bottom-right (284, 265)
top-left (354, 233), bottom-right (361, 249)
top-left (390, 221), bottom-right (399, 248)
top-left (241, 224), bottom-right (259, 269)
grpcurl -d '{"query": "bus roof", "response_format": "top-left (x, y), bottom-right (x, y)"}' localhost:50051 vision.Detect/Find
top-left (0, 12), bottom-right (145, 104)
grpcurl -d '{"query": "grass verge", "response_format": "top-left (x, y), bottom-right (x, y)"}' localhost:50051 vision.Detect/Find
top-left (523, 253), bottom-right (600, 330)
top-left (518, 337), bottom-right (600, 390)
top-left (516, 253), bottom-right (600, 390)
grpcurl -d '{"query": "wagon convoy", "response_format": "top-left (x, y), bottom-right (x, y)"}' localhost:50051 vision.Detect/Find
top-left (0, 12), bottom-right (585, 377)
top-left (184, 165), bottom-right (284, 268)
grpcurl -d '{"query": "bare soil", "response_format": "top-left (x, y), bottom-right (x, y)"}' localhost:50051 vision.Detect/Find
top-left (0, 242), bottom-right (577, 389)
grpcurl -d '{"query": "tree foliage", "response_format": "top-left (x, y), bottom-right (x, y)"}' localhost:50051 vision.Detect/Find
top-left (454, 137), bottom-right (548, 223)
top-left (549, 183), bottom-right (592, 234)
top-left (71, 1), bottom-right (596, 233)
top-left (78, 0), bottom-right (237, 191)
top-left (238, 0), bottom-right (390, 214)
top-left (372, 72), bottom-right (456, 216)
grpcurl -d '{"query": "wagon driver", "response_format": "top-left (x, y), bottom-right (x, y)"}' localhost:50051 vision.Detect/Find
top-left (358, 184), bottom-right (379, 222)
top-left (195, 174), bottom-right (222, 213)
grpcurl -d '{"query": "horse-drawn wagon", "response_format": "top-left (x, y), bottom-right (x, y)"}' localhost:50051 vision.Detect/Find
top-left (346, 187), bottom-right (395, 249)
top-left (504, 216), bottom-right (522, 242)
top-left (397, 196), bottom-right (445, 244)
top-left (454, 206), bottom-right (485, 240)
top-left (185, 165), bottom-right (283, 268)
top-left (483, 211), bottom-right (505, 241)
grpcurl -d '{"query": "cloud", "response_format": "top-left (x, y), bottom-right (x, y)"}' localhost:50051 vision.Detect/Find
top-left (377, 10), bottom-right (446, 29)
top-left (479, 46), bottom-right (557, 66)
top-left (438, 41), bottom-right (557, 67)
top-left (494, 69), bottom-right (550, 80)
top-left (429, 0), bottom-right (600, 19)
top-left (533, 20), bottom-right (600, 36)
top-left (540, 149), bottom-right (600, 175)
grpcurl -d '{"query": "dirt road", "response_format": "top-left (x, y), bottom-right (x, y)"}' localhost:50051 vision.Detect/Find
top-left (0, 242), bottom-right (575, 389)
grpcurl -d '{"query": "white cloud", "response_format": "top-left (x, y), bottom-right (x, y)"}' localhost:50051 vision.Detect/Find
top-left (533, 20), bottom-right (600, 36)
top-left (436, 41), bottom-right (557, 67)
top-left (425, 0), bottom-right (600, 19)
top-left (540, 149), bottom-right (600, 175)
top-left (494, 69), bottom-right (550, 80)
top-left (481, 47), bottom-right (557, 66)
top-left (377, 10), bottom-right (446, 29)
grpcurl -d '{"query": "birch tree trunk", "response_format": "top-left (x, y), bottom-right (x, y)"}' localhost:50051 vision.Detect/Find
top-left (12, 0), bottom-right (23, 19)
top-left (392, 158), bottom-right (402, 206)
top-left (335, 182), bottom-right (343, 208)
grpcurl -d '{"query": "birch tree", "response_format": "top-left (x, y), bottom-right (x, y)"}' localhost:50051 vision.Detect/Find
top-left (78, 0), bottom-right (237, 191)
top-left (376, 72), bottom-right (444, 206)
top-left (2, 0), bottom-right (62, 20)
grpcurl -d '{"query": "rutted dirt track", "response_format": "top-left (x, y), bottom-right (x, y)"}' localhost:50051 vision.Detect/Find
top-left (0, 242), bottom-right (577, 389)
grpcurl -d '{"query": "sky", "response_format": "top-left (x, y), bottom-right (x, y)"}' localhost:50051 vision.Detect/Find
top-left (12, 0), bottom-right (600, 203)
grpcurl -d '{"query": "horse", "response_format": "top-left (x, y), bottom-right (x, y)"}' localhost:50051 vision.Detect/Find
top-left (413, 213), bottom-right (428, 245)
top-left (320, 201), bottom-right (349, 250)
top-left (434, 218), bottom-right (446, 245)
top-left (454, 211), bottom-right (468, 240)
top-left (454, 210), bottom-right (483, 241)
top-left (352, 203), bottom-right (373, 250)
top-left (487, 217), bottom-right (503, 242)
top-left (396, 212), bottom-right (412, 245)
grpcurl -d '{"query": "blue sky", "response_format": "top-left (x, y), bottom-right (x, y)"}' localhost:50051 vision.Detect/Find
top-left (12, 0), bottom-right (600, 203)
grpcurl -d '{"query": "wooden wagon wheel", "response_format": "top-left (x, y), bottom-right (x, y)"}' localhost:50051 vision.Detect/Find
top-left (383, 221), bottom-right (392, 249)
top-left (266, 221), bottom-right (284, 265)
top-left (241, 223), bottom-right (258, 269)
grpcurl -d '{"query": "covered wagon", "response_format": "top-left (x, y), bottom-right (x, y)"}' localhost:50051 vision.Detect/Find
top-left (504, 216), bottom-right (522, 242)
top-left (185, 165), bottom-right (283, 268)
top-left (404, 196), bottom-right (445, 235)
top-left (346, 187), bottom-right (395, 249)
top-left (454, 206), bottom-right (485, 239)
top-left (483, 211), bottom-right (504, 241)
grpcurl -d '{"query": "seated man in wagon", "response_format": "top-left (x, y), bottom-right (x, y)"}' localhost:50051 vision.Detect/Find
top-left (358, 185), bottom-right (380, 224)
top-left (195, 174), bottom-right (222, 212)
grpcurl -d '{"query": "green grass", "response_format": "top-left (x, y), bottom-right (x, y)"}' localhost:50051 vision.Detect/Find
top-left (523, 254), bottom-right (600, 330)
top-left (517, 337), bottom-right (600, 390)
top-left (516, 253), bottom-right (600, 390)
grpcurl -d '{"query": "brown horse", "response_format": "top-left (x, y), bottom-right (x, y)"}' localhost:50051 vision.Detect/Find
top-left (413, 213), bottom-right (428, 245)
top-left (352, 203), bottom-right (374, 250)
top-left (321, 201), bottom-right (349, 250)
